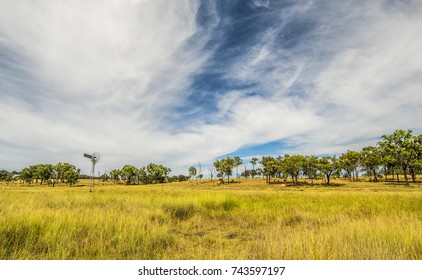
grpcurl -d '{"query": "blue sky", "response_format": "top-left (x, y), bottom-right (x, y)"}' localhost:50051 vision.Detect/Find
top-left (1, 0), bottom-right (421, 175)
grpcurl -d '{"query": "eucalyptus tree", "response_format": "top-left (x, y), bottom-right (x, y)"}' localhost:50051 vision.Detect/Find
top-left (62, 166), bottom-right (80, 186)
top-left (302, 155), bottom-right (319, 185)
top-left (379, 130), bottom-right (418, 185)
top-left (35, 164), bottom-right (54, 185)
top-left (213, 157), bottom-right (235, 184)
top-left (360, 146), bottom-right (382, 182)
top-left (233, 156), bottom-right (243, 179)
top-left (283, 154), bottom-right (305, 185)
top-left (317, 156), bottom-right (339, 185)
top-left (109, 169), bottom-right (121, 184)
top-left (241, 168), bottom-right (251, 178)
top-left (250, 157), bottom-right (259, 178)
top-left (339, 150), bottom-right (361, 181)
top-left (208, 168), bottom-right (216, 181)
top-left (19, 166), bottom-right (35, 185)
top-left (121, 165), bottom-right (138, 184)
top-left (260, 156), bottom-right (280, 184)
top-left (52, 163), bottom-right (80, 186)
top-left (138, 166), bottom-right (148, 184)
top-left (146, 163), bottom-right (171, 183)
top-left (0, 170), bottom-right (12, 185)
top-left (188, 166), bottom-right (197, 180)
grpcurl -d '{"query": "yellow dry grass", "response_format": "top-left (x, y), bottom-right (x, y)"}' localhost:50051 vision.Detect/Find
top-left (0, 178), bottom-right (421, 259)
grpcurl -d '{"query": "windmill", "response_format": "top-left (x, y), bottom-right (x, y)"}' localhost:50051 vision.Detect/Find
top-left (83, 152), bottom-right (100, 192)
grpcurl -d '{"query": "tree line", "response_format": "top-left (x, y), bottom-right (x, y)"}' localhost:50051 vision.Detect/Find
top-left (108, 163), bottom-right (180, 185)
top-left (1, 129), bottom-right (420, 187)
top-left (0, 163), bottom-right (80, 186)
top-left (210, 130), bottom-right (421, 186)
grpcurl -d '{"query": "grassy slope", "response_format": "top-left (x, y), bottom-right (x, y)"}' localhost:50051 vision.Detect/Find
top-left (0, 178), bottom-right (421, 260)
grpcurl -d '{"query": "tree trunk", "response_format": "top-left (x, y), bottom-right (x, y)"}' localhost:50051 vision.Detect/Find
top-left (372, 169), bottom-right (377, 182)
top-left (326, 174), bottom-right (330, 185)
top-left (384, 167), bottom-right (388, 182)
top-left (403, 165), bottom-right (409, 186)
top-left (410, 167), bottom-right (416, 183)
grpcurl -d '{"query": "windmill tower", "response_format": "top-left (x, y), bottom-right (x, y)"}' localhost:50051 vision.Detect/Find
top-left (83, 152), bottom-right (100, 192)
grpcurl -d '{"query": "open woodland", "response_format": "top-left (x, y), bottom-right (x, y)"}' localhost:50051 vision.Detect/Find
top-left (1, 178), bottom-right (421, 260)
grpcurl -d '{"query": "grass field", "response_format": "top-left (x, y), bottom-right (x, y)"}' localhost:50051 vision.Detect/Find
top-left (0, 178), bottom-right (421, 260)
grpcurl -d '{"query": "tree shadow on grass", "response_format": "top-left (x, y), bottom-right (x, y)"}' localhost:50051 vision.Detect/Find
top-left (384, 181), bottom-right (419, 187)
top-left (284, 181), bottom-right (346, 187)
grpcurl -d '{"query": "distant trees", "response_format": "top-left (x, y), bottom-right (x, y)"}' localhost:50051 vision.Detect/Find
top-left (109, 169), bottom-right (121, 184)
top-left (339, 150), bottom-right (361, 181)
top-left (2, 129), bottom-right (420, 189)
top-left (317, 156), bottom-right (339, 185)
top-left (188, 166), bottom-right (197, 180)
top-left (233, 156), bottom-right (243, 179)
top-left (283, 155), bottom-right (305, 185)
top-left (146, 163), bottom-right (171, 184)
top-left (250, 157), bottom-right (259, 178)
top-left (14, 163), bottom-right (80, 186)
top-left (360, 146), bottom-right (382, 182)
top-left (121, 165), bottom-right (138, 184)
top-left (114, 163), bottom-right (172, 185)
top-left (215, 129), bottom-right (420, 186)
top-left (380, 130), bottom-right (419, 185)
top-left (1, 161), bottom-right (177, 187)
top-left (213, 157), bottom-right (235, 183)
top-left (260, 156), bottom-right (280, 184)
top-left (302, 155), bottom-right (318, 184)
top-left (0, 170), bottom-right (14, 185)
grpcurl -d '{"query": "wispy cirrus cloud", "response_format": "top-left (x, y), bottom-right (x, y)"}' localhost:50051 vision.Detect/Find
top-left (0, 0), bottom-right (421, 174)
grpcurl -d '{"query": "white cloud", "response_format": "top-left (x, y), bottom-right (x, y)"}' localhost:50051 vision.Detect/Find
top-left (0, 0), bottom-right (421, 176)
top-left (0, 0), bottom-right (205, 173)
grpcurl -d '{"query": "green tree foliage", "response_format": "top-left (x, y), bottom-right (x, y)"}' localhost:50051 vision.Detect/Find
top-left (260, 156), bottom-right (281, 184)
top-left (250, 157), bottom-right (259, 178)
top-left (241, 169), bottom-right (251, 178)
top-left (178, 174), bottom-right (190, 182)
top-left (5, 128), bottom-right (421, 189)
top-left (138, 167), bottom-right (148, 184)
top-left (233, 156), bottom-right (243, 179)
top-left (145, 163), bottom-right (171, 184)
top-left (188, 166), bottom-right (197, 180)
top-left (17, 163), bottom-right (79, 186)
top-left (380, 130), bottom-right (420, 185)
top-left (19, 166), bottom-right (35, 185)
top-left (55, 163), bottom-right (78, 184)
top-left (109, 169), bottom-right (121, 184)
top-left (168, 175), bottom-right (189, 183)
top-left (62, 166), bottom-right (80, 186)
top-left (213, 157), bottom-right (235, 183)
top-left (283, 154), bottom-right (305, 185)
top-left (0, 170), bottom-right (13, 185)
top-left (339, 150), bottom-right (361, 181)
top-left (317, 156), bottom-right (339, 185)
top-left (360, 146), bottom-right (382, 182)
top-left (302, 155), bottom-right (319, 184)
top-left (121, 165), bottom-right (138, 184)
